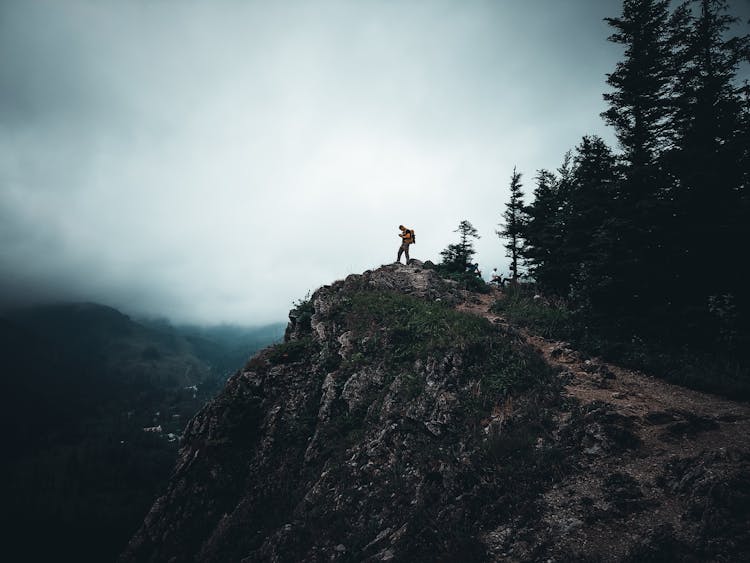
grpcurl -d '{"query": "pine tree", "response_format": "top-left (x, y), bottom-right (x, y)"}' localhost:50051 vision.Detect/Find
top-left (516, 0), bottom-right (750, 350)
top-left (565, 136), bottom-right (623, 317)
top-left (522, 169), bottom-right (566, 293)
top-left (667, 0), bottom-right (750, 327)
top-left (497, 167), bottom-right (525, 282)
top-left (603, 0), bottom-right (675, 170)
top-left (440, 220), bottom-right (480, 273)
top-left (602, 0), bottom-right (677, 322)
top-left (671, 0), bottom-right (748, 157)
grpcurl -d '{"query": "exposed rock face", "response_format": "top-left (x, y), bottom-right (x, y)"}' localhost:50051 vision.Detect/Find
top-left (121, 263), bottom-right (750, 562)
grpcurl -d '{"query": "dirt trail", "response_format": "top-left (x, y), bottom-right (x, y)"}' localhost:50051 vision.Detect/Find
top-left (457, 288), bottom-right (750, 561)
top-left (458, 288), bottom-right (750, 439)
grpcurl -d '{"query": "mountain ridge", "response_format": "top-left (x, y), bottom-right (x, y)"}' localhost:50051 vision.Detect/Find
top-left (121, 262), bottom-right (750, 562)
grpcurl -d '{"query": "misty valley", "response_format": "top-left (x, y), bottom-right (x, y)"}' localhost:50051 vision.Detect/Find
top-left (0, 303), bottom-right (284, 562)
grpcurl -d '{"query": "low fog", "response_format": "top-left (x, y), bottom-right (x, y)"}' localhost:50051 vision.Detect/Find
top-left (6, 0), bottom-right (734, 324)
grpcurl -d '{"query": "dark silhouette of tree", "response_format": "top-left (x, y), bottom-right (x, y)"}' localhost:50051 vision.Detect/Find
top-left (440, 220), bottom-right (480, 273)
top-left (523, 138), bottom-right (622, 310)
top-left (601, 0), bottom-right (678, 322)
top-left (512, 0), bottom-right (750, 382)
top-left (666, 0), bottom-right (750, 333)
top-left (603, 0), bottom-right (675, 168)
top-left (497, 167), bottom-right (525, 282)
top-left (522, 168), bottom-right (567, 293)
top-left (565, 136), bottom-right (623, 319)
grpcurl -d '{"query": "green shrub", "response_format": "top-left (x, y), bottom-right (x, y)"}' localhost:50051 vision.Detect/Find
top-left (493, 284), bottom-right (750, 399)
top-left (290, 292), bottom-right (314, 334)
top-left (491, 284), bottom-right (572, 339)
top-left (346, 291), bottom-right (491, 362)
top-left (336, 290), bottom-right (553, 410)
top-left (268, 337), bottom-right (314, 365)
top-left (433, 266), bottom-right (490, 294)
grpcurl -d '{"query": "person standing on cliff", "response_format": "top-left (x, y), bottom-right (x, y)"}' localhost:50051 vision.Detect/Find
top-left (396, 225), bottom-right (415, 264)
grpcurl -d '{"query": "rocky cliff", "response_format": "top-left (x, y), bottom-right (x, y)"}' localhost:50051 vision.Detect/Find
top-left (121, 263), bottom-right (750, 562)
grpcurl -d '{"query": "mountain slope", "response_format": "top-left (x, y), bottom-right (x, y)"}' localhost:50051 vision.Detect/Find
top-left (7, 302), bottom-right (213, 388)
top-left (121, 263), bottom-right (559, 561)
top-left (460, 291), bottom-right (750, 560)
top-left (0, 303), bottom-right (284, 563)
top-left (121, 263), bottom-right (750, 562)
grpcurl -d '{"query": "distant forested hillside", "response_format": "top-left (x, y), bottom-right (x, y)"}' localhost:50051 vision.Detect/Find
top-left (0, 302), bottom-right (284, 563)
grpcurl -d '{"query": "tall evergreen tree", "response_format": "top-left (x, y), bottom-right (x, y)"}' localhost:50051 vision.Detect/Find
top-left (667, 0), bottom-right (750, 330)
top-left (522, 138), bottom-right (622, 309)
top-left (548, 151), bottom-right (577, 292)
top-left (565, 136), bottom-right (623, 317)
top-left (517, 0), bottom-right (750, 353)
top-left (671, 0), bottom-right (748, 156)
top-left (497, 167), bottom-right (525, 282)
top-left (522, 169), bottom-right (566, 293)
top-left (603, 0), bottom-right (675, 169)
top-left (602, 0), bottom-right (677, 322)
top-left (440, 220), bottom-right (480, 273)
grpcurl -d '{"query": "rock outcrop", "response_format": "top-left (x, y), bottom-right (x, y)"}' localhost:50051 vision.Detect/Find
top-left (121, 263), bottom-right (750, 562)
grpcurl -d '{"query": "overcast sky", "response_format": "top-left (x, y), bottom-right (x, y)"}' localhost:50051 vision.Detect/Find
top-left (1, 0), bottom-right (748, 325)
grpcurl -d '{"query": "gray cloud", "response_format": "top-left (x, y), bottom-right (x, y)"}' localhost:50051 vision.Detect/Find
top-left (2, 0), bottom-right (746, 324)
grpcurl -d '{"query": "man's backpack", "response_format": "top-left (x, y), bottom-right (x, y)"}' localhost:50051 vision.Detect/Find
top-left (410, 229), bottom-right (416, 244)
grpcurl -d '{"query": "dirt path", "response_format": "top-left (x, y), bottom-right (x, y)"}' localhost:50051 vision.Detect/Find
top-left (458, 288), bottom-right (750, 436)
top-left (457, 288), bottom-right (750, 561)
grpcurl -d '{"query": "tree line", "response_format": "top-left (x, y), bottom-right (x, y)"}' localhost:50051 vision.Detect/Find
top-left (495, 0), bottom-right (749, 354)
